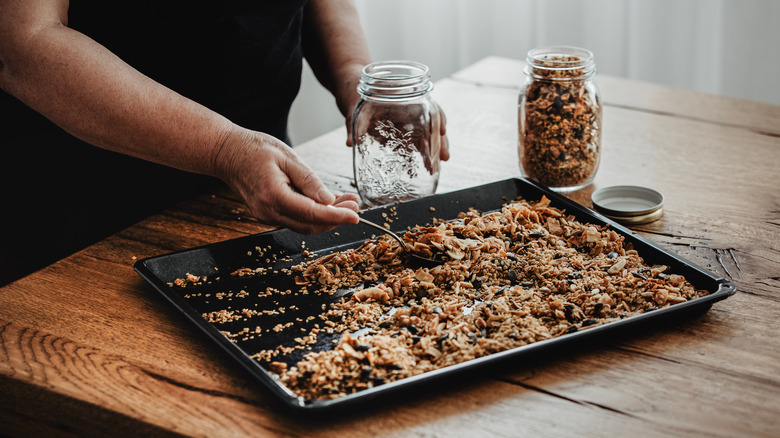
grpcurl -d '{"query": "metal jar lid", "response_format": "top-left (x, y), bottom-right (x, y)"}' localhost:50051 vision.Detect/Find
top-left (591, 185), bottom-right (664, 225)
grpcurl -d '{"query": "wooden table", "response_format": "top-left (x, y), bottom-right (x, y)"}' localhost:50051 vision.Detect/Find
top-left (1, 57), bottom-right (778, 437)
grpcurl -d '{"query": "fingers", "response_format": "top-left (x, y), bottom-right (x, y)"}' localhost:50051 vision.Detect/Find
top-left (220, 131), bottom-right (361, 234)
top-left (440, 133), bottom-right (450, 162)
top-left (284, 156), bottom-right (336, 205)
top-left (266, 160), bottom-right (360, 233)
top-left (345, 117), bottom-right (354, 147)
top-left (267, 185), bottom-right (359, 234)
top-left (334, 192), bottom-right (360, 205)
top-left (438, 106), bottom-right (450, 161)
top-left (333, 194), bottom-right (360, 213)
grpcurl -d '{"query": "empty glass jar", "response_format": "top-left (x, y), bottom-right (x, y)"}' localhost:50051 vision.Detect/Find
top-left (352, 60), bottom-right (442, 207)
top-left (518, 46), bottom-right (602, 192)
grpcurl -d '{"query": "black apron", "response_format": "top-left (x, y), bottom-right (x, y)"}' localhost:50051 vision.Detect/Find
top-left (0, 0), bottom-right (308, 284)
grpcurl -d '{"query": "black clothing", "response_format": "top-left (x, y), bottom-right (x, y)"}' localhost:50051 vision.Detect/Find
top-left (0, 1), bottom-right (308, 285)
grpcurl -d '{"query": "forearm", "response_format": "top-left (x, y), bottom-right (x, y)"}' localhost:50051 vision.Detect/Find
top-left (0, 0), bottom-right (360, 234)
top-left (302, 0), bottom-right (371, 118)
top-left (0, 12), bottom-right (235, 178)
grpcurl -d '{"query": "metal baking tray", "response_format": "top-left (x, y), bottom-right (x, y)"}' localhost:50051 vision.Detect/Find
top-left (135, 177), bottom-right (736, 411)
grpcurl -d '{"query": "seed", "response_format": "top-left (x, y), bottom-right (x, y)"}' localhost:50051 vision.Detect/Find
top-left (432, 306), bottom-right (443, 315)
top-left (406, 324), bottom-right (420, 334)
top-left (656, 273), bottom-right (668, 280)
top-left (552, 96), bottom-right (563, 111)
top-left (436, 334), bottom-right (449, 343)
top-left (607, 251), bottom-right (619, 259)
top-left (355, 344), bottom-right (371, 352)
top-left (567, 272), bottom-right (582, 280)
top-left (631, 272), bottom-right (647, 280)
top-left (472, 279), bottom-right (483, 289)
top-left (564, 304), bottom-right (575, 321)
top-left (582, 318), bottom-right (598, 326)
top-left (529, 232), bottom-right (545, 238)
top-left (507, 270), bottom-right (518, 283)
top-left (566, 325), bottom-right (578, 333)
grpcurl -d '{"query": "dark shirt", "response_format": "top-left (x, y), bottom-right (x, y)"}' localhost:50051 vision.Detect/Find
top-left (0, 0), bottom-right (308, 285)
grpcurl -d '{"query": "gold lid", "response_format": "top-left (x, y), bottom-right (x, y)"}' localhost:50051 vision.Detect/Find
top-left (591, 186), bottom-right (664, 225)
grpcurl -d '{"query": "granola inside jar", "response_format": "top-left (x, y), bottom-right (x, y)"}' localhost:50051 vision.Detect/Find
top-left (518, 46), bottom-right (602, 191)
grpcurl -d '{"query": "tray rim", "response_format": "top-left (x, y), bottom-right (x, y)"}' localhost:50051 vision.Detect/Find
top-left (134, 177), bottom-right (737, 411)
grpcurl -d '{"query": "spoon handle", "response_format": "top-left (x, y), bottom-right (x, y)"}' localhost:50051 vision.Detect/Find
top-left (358, 217), bottom-right (406, 248)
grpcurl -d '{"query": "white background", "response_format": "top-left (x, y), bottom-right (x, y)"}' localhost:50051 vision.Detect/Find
top-left (289, 0), bottom-right (780, 145)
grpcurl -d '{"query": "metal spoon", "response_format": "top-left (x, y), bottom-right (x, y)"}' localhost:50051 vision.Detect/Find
top-left (358, 217), bottom-right (441, 268)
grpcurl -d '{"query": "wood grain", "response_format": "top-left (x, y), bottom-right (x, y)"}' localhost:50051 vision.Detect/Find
top-left (1, 56), bottom-right (778, 437)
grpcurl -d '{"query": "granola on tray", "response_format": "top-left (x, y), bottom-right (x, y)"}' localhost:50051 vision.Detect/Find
top-left (267, 195), bottom-right (707, 400)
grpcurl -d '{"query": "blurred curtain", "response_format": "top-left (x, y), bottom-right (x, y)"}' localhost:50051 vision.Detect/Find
top-left (289, 0), bottom-right (779, 144)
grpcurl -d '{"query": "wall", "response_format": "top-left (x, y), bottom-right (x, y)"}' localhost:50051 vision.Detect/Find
top-left (289, 0), bottom-right (780, 145)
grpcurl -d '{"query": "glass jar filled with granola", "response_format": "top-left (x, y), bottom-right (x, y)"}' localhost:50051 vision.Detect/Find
top-left (518, 46), bottom-right (602, 191)
top-left (353, 60), bottom-right (442, 207)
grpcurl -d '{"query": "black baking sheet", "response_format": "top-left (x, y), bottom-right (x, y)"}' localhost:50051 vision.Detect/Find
top-left (134, 177), bottom-right (736, 411)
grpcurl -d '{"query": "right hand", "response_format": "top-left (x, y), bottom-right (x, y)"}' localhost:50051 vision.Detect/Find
top-left (214, 128), bottom-right (359, 234)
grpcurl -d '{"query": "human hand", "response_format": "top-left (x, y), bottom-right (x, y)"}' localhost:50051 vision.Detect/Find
top-left (436, 104), bottom-right (450, 162)
top-left (214, 129), bottom-right (360, 234)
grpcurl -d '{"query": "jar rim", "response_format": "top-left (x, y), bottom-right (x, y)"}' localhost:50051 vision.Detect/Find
top-left (358, 60), bottom-right (433, 99)
top-left (525, 46), bottom-right (596, 80)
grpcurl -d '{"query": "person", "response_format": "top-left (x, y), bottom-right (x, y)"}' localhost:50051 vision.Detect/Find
top-left (0, 0), bottom-right (451, 286)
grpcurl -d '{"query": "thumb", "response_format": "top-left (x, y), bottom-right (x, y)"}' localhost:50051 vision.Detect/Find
top-left (284, 156), bottom-right (335, 205)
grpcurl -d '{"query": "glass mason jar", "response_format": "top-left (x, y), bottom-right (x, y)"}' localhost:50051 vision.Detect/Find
top-left (518, 46), bottom-right (602, 192)
top-left (352, 60), bottom-right (442, 207)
